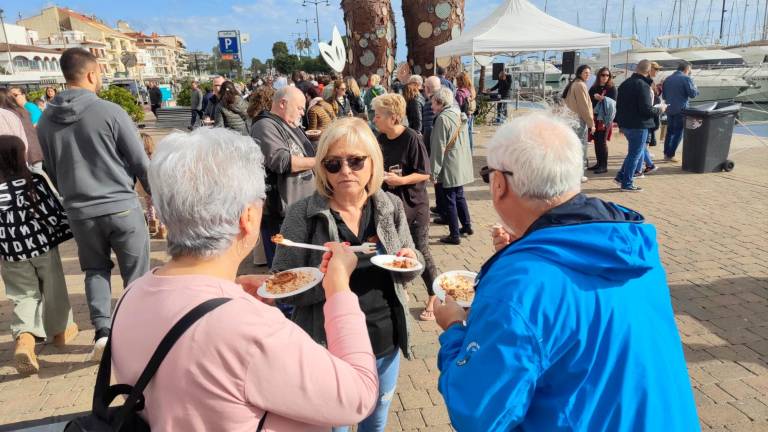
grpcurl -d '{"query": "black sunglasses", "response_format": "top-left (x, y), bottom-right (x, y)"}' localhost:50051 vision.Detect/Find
top-left (480, 165), bottom-right (513, 183)
top-left (322, 156), bottom-right (368, 174)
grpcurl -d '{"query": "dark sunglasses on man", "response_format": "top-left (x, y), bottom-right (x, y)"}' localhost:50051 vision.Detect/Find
top-left (322, 156), bottom-right (368, 174)
top-left (480, 165), bottom-right (514, 183)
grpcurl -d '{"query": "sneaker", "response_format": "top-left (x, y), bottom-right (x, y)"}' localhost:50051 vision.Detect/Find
top-left (432, 218), bottom-right (449, 226)
top-left (459, 226), bottom-right (474, 236)
top-left (621, 185), bottom-right (644, 192)
top-left (429, 206), bottom-right (439, 214)
top-left (53, 323), bottom-right (79, 347)
top-left (613, 177), bottom-right (622, 187)
top-left (439, 236), bottom-right (461, 245)
top-left (594, 167), bottom-right (608, 174)
top-left (634, 172), bottom-right (645, 179)
top-left (581, 176), bottom-right (589, 183)
top-left (89, 328), bottom-right (110, 362)
top-left (14, 333), bottom-right (39, 375)
top-left (643, 165), bottom-right (659, 174)
top-left (664, 156), bottom-right (679, 163)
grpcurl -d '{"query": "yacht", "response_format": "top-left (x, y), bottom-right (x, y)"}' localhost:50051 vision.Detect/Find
top-left (586, 42), bottom-right (751, 102)
top-left (725, 41), bottom-right (768, 65)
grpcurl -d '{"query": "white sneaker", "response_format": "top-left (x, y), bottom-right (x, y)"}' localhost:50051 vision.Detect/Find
top-left (89, 337), bottom-right (108, 362)
top-left (581, 176), bottom-right (589, 183)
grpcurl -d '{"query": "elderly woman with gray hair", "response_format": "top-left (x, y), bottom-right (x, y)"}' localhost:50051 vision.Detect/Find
top-left (274, 117), bottom-right (423, 432)
top-left (110, 127), bottom-right (378, 431)
top-left (430, 87), bottom-right (474, 245)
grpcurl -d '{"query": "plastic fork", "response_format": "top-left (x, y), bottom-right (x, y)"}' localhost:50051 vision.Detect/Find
top-left (276, 239), bottom-right (378, 254)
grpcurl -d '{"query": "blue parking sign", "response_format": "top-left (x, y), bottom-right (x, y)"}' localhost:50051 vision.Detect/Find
top-left (218, 30), bottom-right (239, 54)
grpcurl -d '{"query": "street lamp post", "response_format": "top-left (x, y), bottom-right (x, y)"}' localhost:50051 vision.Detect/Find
top-left (301, 0), bottom-right (329, 46)
top-left (0, 9), bottom-right (15, 75)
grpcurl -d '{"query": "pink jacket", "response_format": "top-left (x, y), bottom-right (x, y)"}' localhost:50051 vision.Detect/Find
top-left (111, 271), bottom-right (378, 431)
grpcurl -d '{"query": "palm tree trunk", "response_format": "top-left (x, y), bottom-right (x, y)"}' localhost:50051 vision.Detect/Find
top-left (402, 0), bottom-right (465, 78)
top-left (341, 0), bottom-right (397, 87)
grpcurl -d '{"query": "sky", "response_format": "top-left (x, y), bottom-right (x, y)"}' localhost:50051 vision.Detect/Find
top-left (6, 0), bottom-right (763, 63)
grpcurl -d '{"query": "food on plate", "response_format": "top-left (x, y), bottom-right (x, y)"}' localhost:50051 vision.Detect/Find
top-left (386, 259), bottom-right (416, 269)
top-left (265, 270), bottom-right (314, 294)
top-left (440, 274), bottom-right (475, 302)
top-left (271, 234), bottom-right (285, 244)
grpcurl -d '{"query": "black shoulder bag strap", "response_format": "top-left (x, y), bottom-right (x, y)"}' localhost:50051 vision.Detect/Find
top-left (93, 296), bottom-right (267, 431)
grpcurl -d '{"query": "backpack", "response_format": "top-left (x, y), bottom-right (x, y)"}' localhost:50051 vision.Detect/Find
top-left (64, 296), bottom-right (267, 432)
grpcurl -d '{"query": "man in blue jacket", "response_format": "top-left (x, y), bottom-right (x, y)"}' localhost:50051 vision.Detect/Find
top-left (434, 112), bottom-right (699, 432)
top-left (662, 61), bottom-right (699, 162)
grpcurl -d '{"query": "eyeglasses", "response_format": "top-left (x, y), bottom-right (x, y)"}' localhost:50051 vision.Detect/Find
top-left (322, 156), bottom-right (368, 174)
top-left (480, 165), bottom-right (513, 183)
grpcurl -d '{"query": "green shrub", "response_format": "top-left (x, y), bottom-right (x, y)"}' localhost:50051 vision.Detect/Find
top-left (27, 89), bottom-right (46, 102)
top-left (473, 97), bottom-right (494, 126)
top-left (99, 86), bottom-right (144, 123)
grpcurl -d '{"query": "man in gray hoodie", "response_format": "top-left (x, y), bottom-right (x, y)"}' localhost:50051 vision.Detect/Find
top-left (36, 48), bottom-right (151, 361)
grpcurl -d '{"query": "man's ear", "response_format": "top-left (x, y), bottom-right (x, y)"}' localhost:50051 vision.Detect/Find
top-left (491, 171), bottom-right (508, 201)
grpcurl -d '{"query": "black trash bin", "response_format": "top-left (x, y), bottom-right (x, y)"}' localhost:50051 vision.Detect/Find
top-left (681, 102), bottom-right (740, 173)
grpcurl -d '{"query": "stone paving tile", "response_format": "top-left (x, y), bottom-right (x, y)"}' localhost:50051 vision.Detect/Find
top-left (0, 125), bottom-right (767, 429)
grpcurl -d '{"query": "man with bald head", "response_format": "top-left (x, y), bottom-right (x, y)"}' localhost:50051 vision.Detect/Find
top-left (250, 86), bottom-right (315, 266)
top-left (614, 59), bottom-right (667, 192)
top-left (434, 112), bottom-right (698, 431)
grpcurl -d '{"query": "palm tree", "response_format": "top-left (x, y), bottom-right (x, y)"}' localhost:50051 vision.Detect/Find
top-left (341, 0), bottom-right (396, 87)
top-left (402, 0), bottom-right (465, 78)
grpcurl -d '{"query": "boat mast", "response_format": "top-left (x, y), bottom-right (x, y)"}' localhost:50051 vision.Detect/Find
top-left (763, 0), bottom-right (768, 39)
top-left (742, 0), bottom-right (750, 44)
top-left (719, 0), bottom-right (728, 42)
top-left (689, 0), bottom-right (699, 46)
top-left (705, 0), bottom-right (714, 42)
top-left (645, 16), bottom-right (650, 44)
top-left (602, 0), bottom-right (609, 33)
top-left (678, 0), bottom-right (684, 47)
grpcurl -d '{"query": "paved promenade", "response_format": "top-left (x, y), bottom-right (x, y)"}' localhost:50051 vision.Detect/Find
top-left (0, 124), bottom-right (767, 431)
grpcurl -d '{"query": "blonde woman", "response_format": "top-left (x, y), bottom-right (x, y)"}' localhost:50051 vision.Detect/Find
top-left (274, 117), bottom-right (423, 432)
top-left (363, 74), bottom-right (387, 129)
top-left (344, 76), bottom-right (365, 116)
top-left (372, 94), bottom-right (439, 321)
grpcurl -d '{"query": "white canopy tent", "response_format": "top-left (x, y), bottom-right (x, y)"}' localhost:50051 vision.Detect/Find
top-left (434, 0), bottom-right (611, 98)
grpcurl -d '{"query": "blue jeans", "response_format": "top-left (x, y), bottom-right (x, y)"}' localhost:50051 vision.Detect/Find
top-left (664, 113), bottom-right (684, 158)
top-left (333, 350), bottom-right (401, 432)
top-left (617, 128), bottom-right (648, 188)
top-left (442, 186), bottom-right (471, 239)
top-left (635, 145), bottom-right (655, 174)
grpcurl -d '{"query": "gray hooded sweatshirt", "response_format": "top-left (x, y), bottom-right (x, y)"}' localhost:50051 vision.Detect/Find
top-left (36, 88), bottom-right (150, 220)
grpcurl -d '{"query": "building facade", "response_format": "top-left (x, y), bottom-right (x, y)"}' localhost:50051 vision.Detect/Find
top-left (18, 7), bottom-right (139, 79)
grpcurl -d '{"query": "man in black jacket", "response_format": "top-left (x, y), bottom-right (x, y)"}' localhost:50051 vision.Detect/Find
top-left (148, 81), bottom-right (162, 118)
top-left (486, 71), bottom-right (512, 124)
top-left (614, 60), bottom-right (666, 192)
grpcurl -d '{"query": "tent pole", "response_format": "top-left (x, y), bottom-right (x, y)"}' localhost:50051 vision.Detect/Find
top-left (471, 48), bottom-right (476, 99)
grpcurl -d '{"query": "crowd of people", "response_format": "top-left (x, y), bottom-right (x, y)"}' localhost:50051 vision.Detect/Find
top-left (558, 59), bottom-right (698, 191)
top-left (0, 46), bottom-right (703, 431)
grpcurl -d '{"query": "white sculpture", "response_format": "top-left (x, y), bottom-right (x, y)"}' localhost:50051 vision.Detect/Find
top-left (318, 26), bottom-right (347, 73)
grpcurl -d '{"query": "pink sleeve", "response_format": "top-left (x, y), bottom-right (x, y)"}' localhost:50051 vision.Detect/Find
top-left (244, 292), bottom-right (378, 426)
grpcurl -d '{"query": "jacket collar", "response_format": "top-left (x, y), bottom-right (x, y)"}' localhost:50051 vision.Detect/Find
top-left (306, 190), bottom-right (394, 219)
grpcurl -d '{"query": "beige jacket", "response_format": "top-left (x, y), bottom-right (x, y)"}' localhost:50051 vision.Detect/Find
top-left (564, 80), bottom-right (595, 128)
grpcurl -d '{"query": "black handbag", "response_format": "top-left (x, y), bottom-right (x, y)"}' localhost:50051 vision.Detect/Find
top-left (64, 296), bottom-right (267, 431)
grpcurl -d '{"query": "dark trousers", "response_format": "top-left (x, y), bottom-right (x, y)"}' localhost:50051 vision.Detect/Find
top-left (151, 104), bottom-right (161, 118)
top-left (593, 130), bottom-right (609, 169)
top-left (664, 113), bottom-right (685, 158)
top-left (434, 183), bottom-right (447, 220)
top-left (442, 186), bottom-right (471, 239)
top-left (260, 215), bottom-right (283, 269)
top-left (190, 109), bottom-right (204, 127)
top-left (409, 219), bottom-right (438, 295)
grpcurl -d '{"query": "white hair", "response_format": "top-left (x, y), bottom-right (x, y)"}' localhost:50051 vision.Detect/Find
top-left (407, 74), bottom-right (424, 86)
top-left (431, 87), bottom-right (455, 109)
top-left (149, 127), bottom-right (266, 258)
top-left (487, 112), bottom-right (582, 200)
top-left (424, 76), bottom-right (441, 93)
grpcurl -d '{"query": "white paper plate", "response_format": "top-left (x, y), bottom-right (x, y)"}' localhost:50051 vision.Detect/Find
top-left (433, 270), bottom-right (478, 308)
top-left (370, 255), bottom-right (423, 273)
top-left (257, 267), bottom-right (324, 299)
